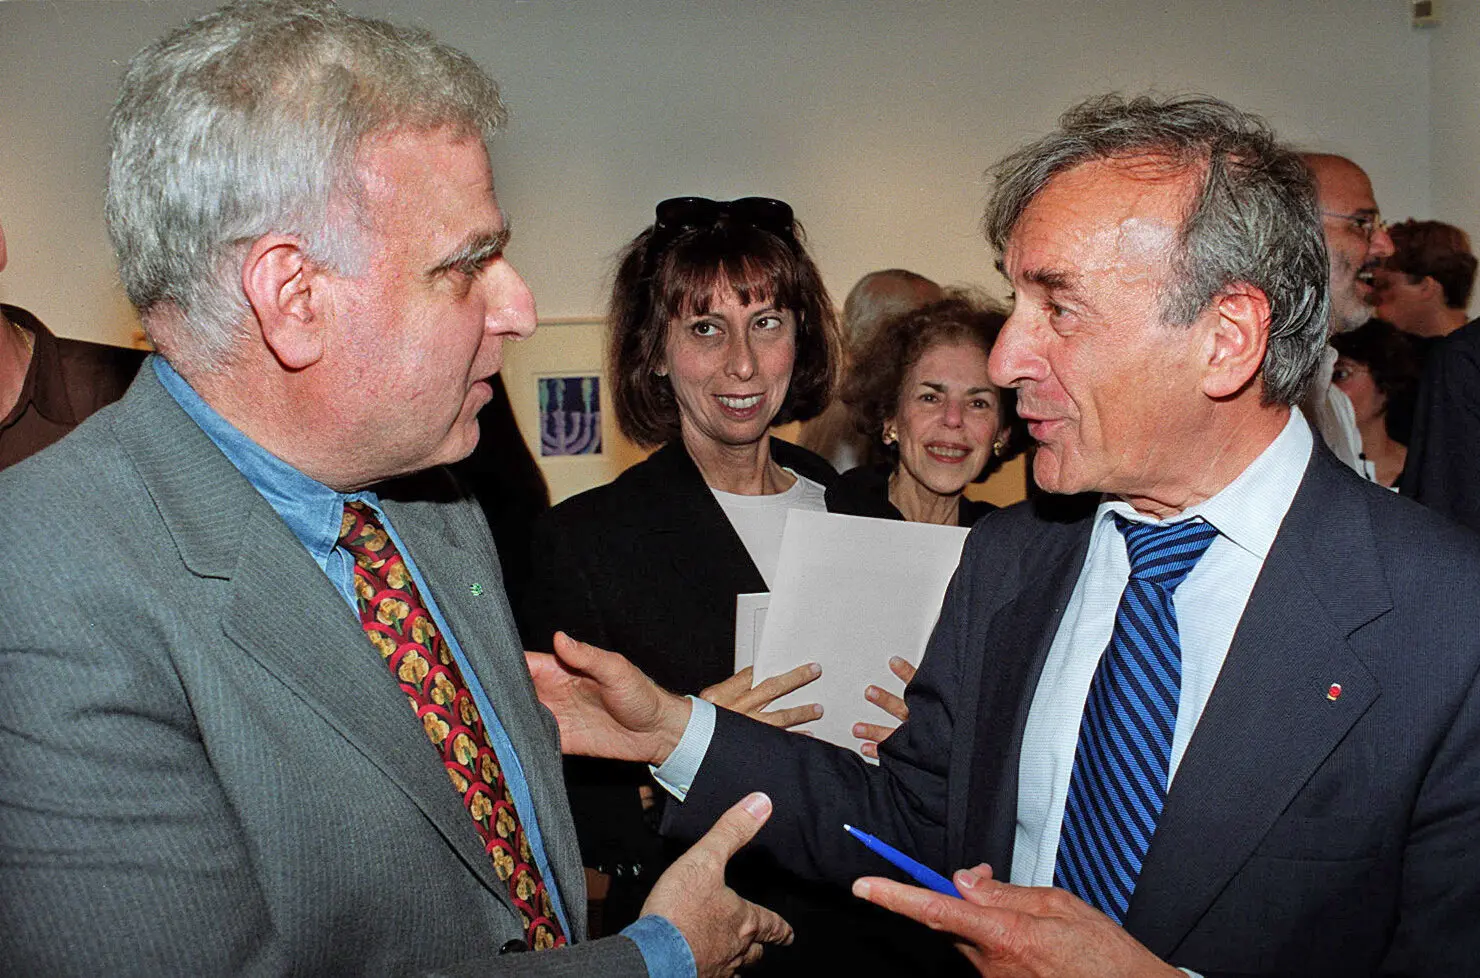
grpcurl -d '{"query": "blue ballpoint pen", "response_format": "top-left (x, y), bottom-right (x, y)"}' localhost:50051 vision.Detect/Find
top-left (843, 823), bottom-right (962, 897)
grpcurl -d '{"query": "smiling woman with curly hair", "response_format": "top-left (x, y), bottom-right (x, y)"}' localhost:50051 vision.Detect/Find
top-left (830, 293), bottom-right (1019, 527)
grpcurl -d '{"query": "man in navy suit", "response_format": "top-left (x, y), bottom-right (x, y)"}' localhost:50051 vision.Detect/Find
top-left (530, 94), bottom-right (1480, 976)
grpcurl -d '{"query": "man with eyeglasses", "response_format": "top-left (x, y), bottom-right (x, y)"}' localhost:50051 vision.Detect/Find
top-left (1299, 153), bottom-right (1397, 480)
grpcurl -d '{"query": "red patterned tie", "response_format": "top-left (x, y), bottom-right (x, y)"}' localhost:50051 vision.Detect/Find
top-left (338, 500), bottom-right (567, 950)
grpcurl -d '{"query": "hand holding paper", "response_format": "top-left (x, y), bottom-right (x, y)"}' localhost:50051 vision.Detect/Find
top-left (855, 656), bottom-right (917, 758)
top-left (701, 663), bottom-right (824, 730)
top-left (752, 511), bottom-right (969, 755)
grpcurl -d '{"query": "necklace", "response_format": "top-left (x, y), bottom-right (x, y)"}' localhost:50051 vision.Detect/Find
top-left (6, 316), bottom-right (34, 355)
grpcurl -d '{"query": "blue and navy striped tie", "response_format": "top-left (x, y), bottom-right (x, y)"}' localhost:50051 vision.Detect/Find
top-left (1053, 513), bottom-right (1220, 923)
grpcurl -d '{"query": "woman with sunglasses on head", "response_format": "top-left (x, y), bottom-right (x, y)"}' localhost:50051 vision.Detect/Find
top-left (520, 197), bottom-right (962, 975)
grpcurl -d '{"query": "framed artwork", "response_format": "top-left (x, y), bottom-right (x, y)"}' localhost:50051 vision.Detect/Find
top-left (537, 375), bottom-right (602, 457)
top-left (499, 318), bottom-right (649, 503)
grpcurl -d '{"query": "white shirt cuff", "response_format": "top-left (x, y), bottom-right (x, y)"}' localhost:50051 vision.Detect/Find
top-left (650, 695), bottom-right (715, 801)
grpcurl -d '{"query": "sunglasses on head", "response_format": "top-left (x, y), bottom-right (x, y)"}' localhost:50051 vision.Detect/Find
top-left (645, 196), bottom-right (797, 261)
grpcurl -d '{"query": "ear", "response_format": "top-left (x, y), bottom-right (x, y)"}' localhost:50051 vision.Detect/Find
top-left (1200, 285), bottom-right (1271, 400)
top-left (242, 233), bottom-right (327, 370)
top-left (1419, 275), bottom-right (1444, 303)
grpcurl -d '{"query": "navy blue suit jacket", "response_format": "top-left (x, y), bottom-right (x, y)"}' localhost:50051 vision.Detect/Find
top-left (667, 443), bottom-right (1480, 976)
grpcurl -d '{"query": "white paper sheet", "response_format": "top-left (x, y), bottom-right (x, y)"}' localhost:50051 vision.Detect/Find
top-left (733, 592), bottom-right (770, 673)
top-left (753, 511), bottom-right (969, 756)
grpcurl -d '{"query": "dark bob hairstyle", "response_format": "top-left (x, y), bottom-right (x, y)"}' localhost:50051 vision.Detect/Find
top-left (1331, 317), bottom-right (1424, 446)
top-left (842, 293), bottom-right (1022, 469)
top-left (607, 208), bottom-right (841, 447)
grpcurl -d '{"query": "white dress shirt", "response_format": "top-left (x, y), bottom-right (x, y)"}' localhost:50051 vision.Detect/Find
top-left (1010, 410), bottom-right (1313, 886)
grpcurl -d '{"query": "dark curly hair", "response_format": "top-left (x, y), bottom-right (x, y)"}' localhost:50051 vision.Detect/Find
top-left (841, 293), bottom-right (1022, 474)
top-left (1331, 318), bottom-right (1424, 446)
top-left (607, 213), bottom-right (841, 447)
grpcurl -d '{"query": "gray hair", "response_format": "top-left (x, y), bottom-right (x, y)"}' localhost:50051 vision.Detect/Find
top-left (106, 0), bottom-right (507, 372)
top-left (983, 93), bottom-right (1330, 406)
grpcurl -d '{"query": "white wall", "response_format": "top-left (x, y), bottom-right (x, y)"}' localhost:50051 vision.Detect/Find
top-left (0, 0), bottom-right (1436, 347)
top-left (1430, 1), bottom-right (1480, 291)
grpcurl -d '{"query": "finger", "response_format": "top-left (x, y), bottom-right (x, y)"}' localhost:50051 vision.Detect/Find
top-left (551, 630), bottom-right (600, 671)
top-left (524, 651), bottom-right (560, 681)
top-left (747, 900), bottom-right (794, 947)
top-left (700, 667), bottom-right (753, 704)
top-left (756, 703), bottom-right (822, 729)
top-left (746, 662), bottom-right (822, 707)
top-left (692, 791), bottom-right (773, 863)
top-left (852, 876), bottom-right (1009, 946)
top-left (889, 656), bottom-right (917, 685)
top-left (953, 865), bottom-right (999, 906)
top-left (860, 741), bottom-right (878, 759)
top-left (852, 721), bottom-right (897, 744)
top-left (865, 685), bottom-right (909, 723)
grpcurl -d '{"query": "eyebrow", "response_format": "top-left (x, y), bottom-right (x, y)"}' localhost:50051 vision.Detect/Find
top-left (921, 381), bottom-right (996, 395)
top-left (427, 226), bottom-right (511, 278)
top-left (1021, 266), bottom-right (1080, 293)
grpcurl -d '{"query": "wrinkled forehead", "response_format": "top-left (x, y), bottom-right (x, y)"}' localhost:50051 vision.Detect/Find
top-left (1003, 157), bottom-right (1191, 280)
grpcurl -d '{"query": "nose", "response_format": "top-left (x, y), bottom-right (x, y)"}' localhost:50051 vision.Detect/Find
top-left (988, 307), bottom-right (1042, 390)
top-left (725, 328), bottom-right (757, 380)
top-left (942, 395), bottom-right (964, 428)
top-left (1368, 222), bottom-right (1396, 262)
top-left (486, 260), bottom-right (538, 340)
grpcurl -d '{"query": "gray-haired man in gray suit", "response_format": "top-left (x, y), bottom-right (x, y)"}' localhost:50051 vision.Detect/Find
top-left (0, 2), bottom-right (789, 975)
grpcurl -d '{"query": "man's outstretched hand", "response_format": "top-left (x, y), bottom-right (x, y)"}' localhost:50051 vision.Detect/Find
top-left (642, 792), bottom-right (794, 977)
top-left (526, 631), bottom-right (692, 765)
top-left (853, 864), bottom-right (1181, 978)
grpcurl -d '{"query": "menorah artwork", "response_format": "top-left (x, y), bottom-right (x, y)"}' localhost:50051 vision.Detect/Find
top-left (537, 375), bottom-right (602, 457)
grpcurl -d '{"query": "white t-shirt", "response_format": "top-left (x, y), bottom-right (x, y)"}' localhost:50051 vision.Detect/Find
top-left (711, 469), bottom-right (828, 587)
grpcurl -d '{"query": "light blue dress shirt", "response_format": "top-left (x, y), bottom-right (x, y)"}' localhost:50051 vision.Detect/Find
top-left (154, 358), bottom-right (693, 978)
top-left (1009, 410), bottom-right (1312, 889)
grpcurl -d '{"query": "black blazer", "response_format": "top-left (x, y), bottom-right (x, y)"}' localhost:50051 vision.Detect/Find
top-left (824, 461), bottom-right (997, 527)
top-left (667, 443), bottom-right (1480, 976)
top-left (1400, 316), bottom-right (1480, 532)
top-left (520, 437), bottom-right (836, 688)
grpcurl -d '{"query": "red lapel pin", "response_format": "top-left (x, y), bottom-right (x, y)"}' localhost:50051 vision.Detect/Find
top-left (1327, 683), bottom-right (1343, 702)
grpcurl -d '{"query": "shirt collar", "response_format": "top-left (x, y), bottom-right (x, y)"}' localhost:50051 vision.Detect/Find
top-left (3, 305), bottom-right (72, 426)
top-left (1096, 409), bottom-right (1313, 561)
top-left (152, 357), bottom-right (375, 562)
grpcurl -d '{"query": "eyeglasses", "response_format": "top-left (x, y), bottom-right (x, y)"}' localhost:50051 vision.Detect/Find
top-left (646, 196), bottom-right (797, 261)
top-left (1322, 210), bottom-right (1387, 242)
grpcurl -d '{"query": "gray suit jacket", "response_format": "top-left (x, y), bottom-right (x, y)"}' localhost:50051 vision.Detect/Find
top-left (0, 366), bottom-right (648, 977)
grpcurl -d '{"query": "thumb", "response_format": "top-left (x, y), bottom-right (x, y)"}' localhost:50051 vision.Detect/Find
top-left (693, 792), bottom-right (773, 863)
top-left (552, 630), bottom-right (600, 671)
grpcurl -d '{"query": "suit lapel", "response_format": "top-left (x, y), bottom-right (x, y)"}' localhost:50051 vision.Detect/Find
top-left (218, 497), bottom-right (515, 901)
top-left (643, 442), bottom-right (768, 599)
top-left (384, 493), bottom-right (589, 933)
top-left (1125, 451), bottom-right (1389, 953)
top-left (116, 370), bottom-right (512, 906)
top-left (960, 517), bottom-right (1093, 871)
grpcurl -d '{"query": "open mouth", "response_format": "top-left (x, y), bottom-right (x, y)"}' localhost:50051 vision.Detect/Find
top-left (924, 443), bottom-right (971, 463)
